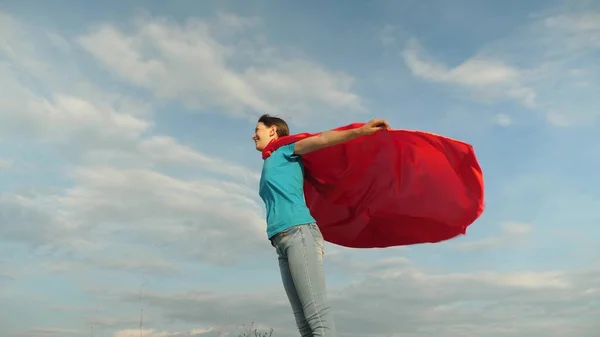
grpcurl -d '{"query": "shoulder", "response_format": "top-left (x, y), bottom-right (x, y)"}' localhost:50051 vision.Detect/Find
top-left (272, 143), bottom-right (299, 161)
top-left (262, 143), bottom-right (303, 179)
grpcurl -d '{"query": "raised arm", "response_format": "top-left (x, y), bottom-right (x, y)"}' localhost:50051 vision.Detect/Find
top-left (293, 119), bottom-right (390, 156)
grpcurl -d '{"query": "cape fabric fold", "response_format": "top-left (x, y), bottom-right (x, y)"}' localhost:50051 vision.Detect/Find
top-left (262, 123), bottom-right (485, 248)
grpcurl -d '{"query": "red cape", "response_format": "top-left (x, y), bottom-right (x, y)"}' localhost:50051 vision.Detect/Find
top-left (262, 123), bottom-right (485, 248)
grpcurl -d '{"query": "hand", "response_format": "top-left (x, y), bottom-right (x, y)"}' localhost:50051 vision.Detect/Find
top-left (359, 118), bottom-right (391, 136)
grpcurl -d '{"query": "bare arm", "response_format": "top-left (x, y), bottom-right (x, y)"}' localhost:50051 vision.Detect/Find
top-left (294, 128), bottom-right (363, 155)
top-left (293, 119), bottom-right (390, 155)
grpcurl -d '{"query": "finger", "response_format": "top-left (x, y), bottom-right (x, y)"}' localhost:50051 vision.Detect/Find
top-left (373, 120), bottom-right (388, 128)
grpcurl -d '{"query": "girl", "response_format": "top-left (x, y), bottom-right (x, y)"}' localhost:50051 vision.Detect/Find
top-left (253, 114), bottom-right (390, 337)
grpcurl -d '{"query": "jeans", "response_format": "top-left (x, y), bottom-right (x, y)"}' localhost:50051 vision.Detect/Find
top-left (270, 223), bottom-right (337, 337)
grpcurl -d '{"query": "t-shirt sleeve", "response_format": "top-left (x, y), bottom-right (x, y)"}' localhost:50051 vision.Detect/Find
top-left (279, 143), bottom-right (300, 161)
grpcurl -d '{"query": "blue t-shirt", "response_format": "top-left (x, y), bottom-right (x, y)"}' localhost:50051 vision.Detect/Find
top-left (259, 143), bottom-right (316, 239)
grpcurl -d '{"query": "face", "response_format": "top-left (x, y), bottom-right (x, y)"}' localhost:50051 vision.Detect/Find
top-left (252, 122), bottom-right (277, 151)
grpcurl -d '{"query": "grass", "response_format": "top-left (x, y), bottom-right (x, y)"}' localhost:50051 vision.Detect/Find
top-left (235, 327), bottom-right (274, 337)
top-left (230, 322), bottom-right (274, 337)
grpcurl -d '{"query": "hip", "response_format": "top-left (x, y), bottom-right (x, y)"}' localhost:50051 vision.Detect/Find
top-left (269, 223), bottom-right (324, 255)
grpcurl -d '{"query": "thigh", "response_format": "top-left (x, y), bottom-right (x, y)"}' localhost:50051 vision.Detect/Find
top-left (286, 224), bottom-right (328, 307)
top-left (275, 224), bottom-right (336, 336)
top-left (278, 251), bottom-right (305, 313)
top-left (273, 226), bottom-right (306, 310)
top-left (275, 232), bottom-right (313, 336)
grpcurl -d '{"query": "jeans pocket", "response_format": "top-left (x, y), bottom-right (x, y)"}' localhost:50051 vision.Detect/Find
top-left (308, 223), bottom-right (324, 257)
top-left (282, 225), bottom-right (301, 238)
top-left (308, 223), bottom-right (323, 239)
top-left (272, 225), bottom-right (301, 250)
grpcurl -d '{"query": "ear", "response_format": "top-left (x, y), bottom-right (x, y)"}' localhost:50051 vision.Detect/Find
top-left (269, 126), bottom-right (277, 137)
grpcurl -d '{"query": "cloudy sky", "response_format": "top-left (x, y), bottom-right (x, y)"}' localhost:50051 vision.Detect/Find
top-left (1, 0), bottom-right (599, 336)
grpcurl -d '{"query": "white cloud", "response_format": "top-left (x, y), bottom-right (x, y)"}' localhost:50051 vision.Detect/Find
top-left (0, 11), bottom-right (257, 188)
top-left (379, 24), bottom-right (398, 46)
top-left (0, 11), bottom-right (266, 267)
top-left (325, 247), bottom-right (410, 276)
top-left (0, 269), bottom-right (16, 280)
top-left (545, 110), bottom-right (576, 127)
top-left (2, 6), bottom-right (599, 337)
top-left (0, 13), bottom-right (152, 144)
top-left (501, 222), bottom-right (533, 235)
top-left (0, 163), bottom-right (265, 266)
top-left (544, 12), bottom-right (600, 47)
top-left (493, 113), bottom-right (512, 127)
top-left (46, 254), bottom-right (178, 275)
top-left (453, 237), bottom-right (505, 252)
top-left (0, 159), bottom-right (12, 169)
top-left (109, 266), bottom-right (599, 337)
top-left (84, 316), bottom-right (142, 330)
top-left (545, 13), bottom-right (600, 30)
top-left (402, 38), bottom-right (536, 109)
top-left (0, 193), bottom-right (72, 247)
top-left (61, 165), bottom-right (264, 264)
top-left (114, 329), bottom-right (173, 337)
top-left (77, 13), bottom-right (364, 123)
top-left (13, 93), bottom-right (149, 141)
top-left (113, 327), bottom-right (223, 337)
top-left (136, 136), bottom-right (259, 183)
top-left (12, 327), bottom-right (83, 337)
top-left (401, 9), bottom-right (600, 127)
top-left (453, 222), bottom-right (533, 252)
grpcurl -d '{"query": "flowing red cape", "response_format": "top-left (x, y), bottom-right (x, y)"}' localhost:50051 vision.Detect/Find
top-left (262, 123), bottom-right (485, 248)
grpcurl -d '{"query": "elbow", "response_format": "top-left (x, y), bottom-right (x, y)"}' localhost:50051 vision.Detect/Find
top-left (314, 134), bottom-right (328, 147)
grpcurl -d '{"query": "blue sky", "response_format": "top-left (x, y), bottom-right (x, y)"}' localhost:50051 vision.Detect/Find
top-left (1, 0), bottom-right (599, 336)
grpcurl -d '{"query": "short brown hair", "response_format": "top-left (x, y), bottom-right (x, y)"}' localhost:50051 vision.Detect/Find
top-left (257, 114), bottom-right (290, 137)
